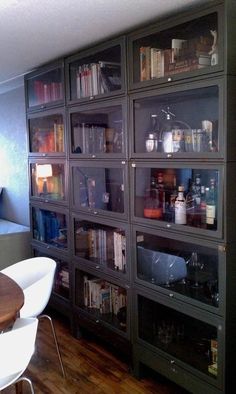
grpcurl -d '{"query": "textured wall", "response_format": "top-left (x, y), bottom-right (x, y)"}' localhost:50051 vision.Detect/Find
top-left (0, 83), bottom-right (29, 226)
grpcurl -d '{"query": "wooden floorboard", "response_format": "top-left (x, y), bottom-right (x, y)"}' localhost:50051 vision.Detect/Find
top-left (2, 311), bottom-right (189, 393)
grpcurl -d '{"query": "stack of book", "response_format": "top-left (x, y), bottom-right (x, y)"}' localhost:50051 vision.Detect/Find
top-left (33, 80), bottom-right (62, 104)
top-left (75, 227), bottom-right (126, 272)
top-left (139, 34), bottom-right (213, 81)
top-left (76, 61), bottom-right (121, 98)
top-left (83, 276), bottom-right (127, 317)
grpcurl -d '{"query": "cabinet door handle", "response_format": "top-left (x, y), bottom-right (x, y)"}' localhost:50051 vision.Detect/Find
top-left (166, 224), bottom-right (171, 228)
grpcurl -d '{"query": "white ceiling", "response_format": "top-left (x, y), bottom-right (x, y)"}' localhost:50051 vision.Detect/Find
top-left (0, 0), bottom-right (208, 92)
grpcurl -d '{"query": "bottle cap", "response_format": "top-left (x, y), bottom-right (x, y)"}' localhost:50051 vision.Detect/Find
top-left (178, 185), bottom-right (184, 192)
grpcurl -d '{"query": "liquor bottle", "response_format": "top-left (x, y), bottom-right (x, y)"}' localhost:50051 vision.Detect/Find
top-left (145, 114), bottom-right (159, 153)
top-left (175, 185), bottom-right (186, 225)
top-left (186, 179), bottom-right (195, 226)
top-left (194, 174), bottom-right (201, 206)
top-left (206, 178), bottom-right (217, 230)
top-left (143, 177), bottom-right (163, 219)
top-left (157, 172), bottom-right (165, 215)
top-left (200, 185), bottom-right (206, 228)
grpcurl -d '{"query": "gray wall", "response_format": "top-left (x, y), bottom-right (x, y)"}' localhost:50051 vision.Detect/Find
top-left (0, 83), bottom-right (29, 226)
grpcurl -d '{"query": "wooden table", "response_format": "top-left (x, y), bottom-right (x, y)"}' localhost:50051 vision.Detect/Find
top-left (0, 272), bottom-right (24, 330)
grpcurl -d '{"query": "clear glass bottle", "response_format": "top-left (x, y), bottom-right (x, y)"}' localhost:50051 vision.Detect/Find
top-left (175, 185), bottom-right (186, 225)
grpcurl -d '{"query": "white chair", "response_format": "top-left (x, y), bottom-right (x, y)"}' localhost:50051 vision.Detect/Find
top-left (0, 317), bottom-right (38, 393)
top-left (1, 257), bottom-right (65, 378)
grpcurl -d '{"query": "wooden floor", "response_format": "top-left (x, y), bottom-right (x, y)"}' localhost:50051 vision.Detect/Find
top-left (3, 311), bottom-right (189, 394)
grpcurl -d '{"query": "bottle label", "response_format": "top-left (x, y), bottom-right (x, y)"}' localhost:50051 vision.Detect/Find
top-left (206, 205), bottom-right (216, 224)
top-left (175, 201), bottom-right (186, 224)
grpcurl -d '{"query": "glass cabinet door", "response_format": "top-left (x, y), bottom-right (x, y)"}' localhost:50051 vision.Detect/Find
top-left (66, 38), bottom-right (125, 103)
top-left (137, 294), bottom-right (221, 385)
top-left (28, 111), bottom-right (65, 155)
top-left (134, 227), bottom-right (222, 312)
top-left (129, 8), bottom-right (221, 88)
top-left (30, 160), bottom-right (66, 203)
top-left (71, 161), bottom-right (127, 218)
top-left (26, 64), bottom-right (64, 110)
top-left (131, 81), bottom-right (221, 158)
top-left (33, 248), bottom-right (70, 300)
top-left (73, 215), bottom-right (128, 276)
top-left (69, 100), bottom-right (125, 157)
top-left (75, 268), bottom-right (128, 333)
top-left (31, 205), bottom-right (68, 250)
top-left (131, 162), bottom-right (222, 237)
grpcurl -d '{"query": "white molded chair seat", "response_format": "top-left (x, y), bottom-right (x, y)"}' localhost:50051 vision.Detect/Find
top-left (1, 257), bottom-right (65, 378)
top-left (0, 317), bottom-right (38, 393)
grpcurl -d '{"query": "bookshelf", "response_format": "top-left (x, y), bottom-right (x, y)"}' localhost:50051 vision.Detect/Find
top-left (25, 1), bottom-right (236, 392)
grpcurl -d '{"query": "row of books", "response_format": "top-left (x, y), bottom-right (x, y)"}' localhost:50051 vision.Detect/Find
top-left (75, 227), bottom-right (126, 272)
top-left (140, 35), bottom-right (213, 81)
top-left (76, 61), bottom-right (121, 98)
top-left (31, 123), bottom-right (64, 152)
top-left (83, 276), bottom-right (127, 315)
top-left (34, 209), bottom-right (67, 248)
top-left (32, 80), bottom-right (63, 104)
top-left (54, 267), bottom-right (69, 289)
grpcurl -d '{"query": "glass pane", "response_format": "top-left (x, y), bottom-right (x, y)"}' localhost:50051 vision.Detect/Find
top-left (69, 45), bottom-right (121, 100)
top-left (76, 269), bottom-right (127, 332)
top-left (27, 68), bottom-right (63, 107)
top-left (134, 86), bottom-right (219, 154)
top-left (33, 249), bottom-right (69, 299)
top-left (74, 218), bottom-right (126, 273)
top-left (134, 166), bottom-right (219, 231)
top-left (136, 231), bottom-right (219, 307)
top-left (30, 162), bottom-right (65, 201)
top-left (72, 165), bottom-right (124, 213)
top-left (71, 105), bottom-right (123, 154)
top-left (29, 114), bottom-right (64, 153)
top-left (133, 12), bottom-right (218, 83)
top-left (32, 206), bottom-right (67, 249)
top-left (138, 295), bottom-right (218, 378)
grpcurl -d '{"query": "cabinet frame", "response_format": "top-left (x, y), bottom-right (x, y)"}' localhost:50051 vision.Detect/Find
top-left (71, 211), bottom-right (131, 281)
top-left (131, 224), bottom-right (225, 316)
top-left (130, 160), bottom-right (224, 240)
top-left (73, 260), bottom-right (131, 341)
top-left (29, 158), bottom-right (69, 206)
top-left (65, 36), bottom-right (127, 105)
top-left (127, 2), bottom-right (224, 91)
top-left (132, 286), bottom-right (224, 390)
top-left (27, 106), bottom-right (67, 158)
top-left (129, 76), bottom-right (224, 161)
top-left (25, 59), bottom-right (65, 113)
top-left (68, 96), bottom-right (128, 159)
top-left (70, 159), bottom-right (129, 221)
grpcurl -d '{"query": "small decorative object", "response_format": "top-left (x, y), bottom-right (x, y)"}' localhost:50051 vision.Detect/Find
top-left (209, 30), bottom-right (218, 66)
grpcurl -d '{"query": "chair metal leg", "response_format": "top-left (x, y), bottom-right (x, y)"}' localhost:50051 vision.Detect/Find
top-left (15, 376), bottom-right (35, 394)
top-left (39, 314), bottom-right (66, 378)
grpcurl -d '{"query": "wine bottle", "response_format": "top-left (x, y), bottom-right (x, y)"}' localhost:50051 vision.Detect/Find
top-left (206, 178), bottom-right (217, 230)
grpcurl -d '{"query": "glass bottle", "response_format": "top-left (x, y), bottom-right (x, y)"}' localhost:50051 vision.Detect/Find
top-left (186, 179), bottom-right (195, 226)
top-left (143, 177), bottom-right (163, 219)
top-left (145, 114), bottom-right (159, 153)
top-left (157, 172), bottom-right (165, 216)
top-left (200, 185), bottom-right (206, 228)
top-left (175, 185), bottom-right (186, 225)
top-left (206, 178), bottom-right (217, 230)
